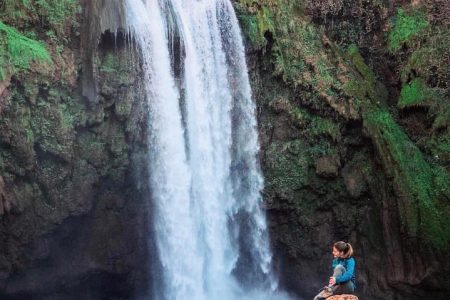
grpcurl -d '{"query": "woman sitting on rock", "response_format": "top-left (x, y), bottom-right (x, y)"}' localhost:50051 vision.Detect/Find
top-left (313, 241), bottom-right (356, 300)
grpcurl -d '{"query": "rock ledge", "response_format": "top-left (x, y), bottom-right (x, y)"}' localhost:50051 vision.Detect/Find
top-left (327, 295), bottom-right (359, 300)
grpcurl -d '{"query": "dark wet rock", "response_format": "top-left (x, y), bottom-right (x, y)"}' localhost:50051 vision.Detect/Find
top-left (328, 295), bottom-right (359, 300)
top-left (0, 1), bottom-right (155, 299)
top-left (0, 176), bottom-right (12, 216)
top-left (341, 163), bottom-right (368, 199)
top-left (315, 155), bottom-right (341, 178)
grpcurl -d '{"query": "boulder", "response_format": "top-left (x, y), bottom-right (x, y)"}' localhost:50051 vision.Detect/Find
top-left (327, 295), bottom-right (359, 300)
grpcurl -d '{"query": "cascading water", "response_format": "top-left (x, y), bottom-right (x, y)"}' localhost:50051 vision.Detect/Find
top-left (125, 0), bottom-right (290, 299)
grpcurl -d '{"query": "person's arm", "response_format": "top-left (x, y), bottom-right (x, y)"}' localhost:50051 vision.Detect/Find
top-left (335, 258), bottom-right (355, 284)
top-left (329, 259), bottom-right (339, 286)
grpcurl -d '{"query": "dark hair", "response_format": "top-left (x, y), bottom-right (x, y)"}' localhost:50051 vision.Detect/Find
top-left (333, 241), bottom-right (354, 258)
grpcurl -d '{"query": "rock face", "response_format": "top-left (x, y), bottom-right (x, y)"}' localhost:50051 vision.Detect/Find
top-left (0, 1), bottom-right (155, 299)
top-left (79, 0), bottom-right (127, 103)
top-left (236, 0), bottom-right (450, 300)
top-left (315, 155), bottom-right (341, 178)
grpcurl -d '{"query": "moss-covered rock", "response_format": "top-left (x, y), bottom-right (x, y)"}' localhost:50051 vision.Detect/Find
top-left (398, 78), bottom-right (437, 108)
top-left (364, 107), bottom-right (450, 248)
top-left (238, 1), bottom-right (450, 299)
top-left (0, 1), bottom-right (152, 299)
top-left (0, 21), bottom-right (51, 80)
top-left (388, 8), bottom-right (429, 53)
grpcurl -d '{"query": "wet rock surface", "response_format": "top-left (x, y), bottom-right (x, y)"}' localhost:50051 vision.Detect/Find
top-left (328, 295), bottom-right (359, 300)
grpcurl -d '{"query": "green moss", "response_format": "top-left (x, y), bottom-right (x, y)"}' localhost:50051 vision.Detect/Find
top-left (306, 140), bottom-right (338, 159)
top-left (388, 8), bottom-right (429, 52)
top-left (291, 107), bottom-right (341, 142)
top-left (273, 22), bottom-right (327, 85)
top-left (35, 0), bottom-right (79, 30)
top-left (237, 0), bottom-right (450, 251)
top-left (398, 78), bottom-right (436, 108)
top-left (59, 103), bottom-right (76, 129)
top-left (432, 106), bottom-right (450, 130)
top-left (0, 21), bottom-right (51, 79)
top-left (77, 131), bottom-right (108, 169)
top-left (427, 134), bottom-right (450, 162)
top-left (237, 0), bottom-right (350, 120)
top-left (99, 52), bottom-right (132, 85)
top-left (25, 127), bottom-right (34, 144)
top-left (265, 141), bottom-right (310, 199)
top-left (237, 0), bottom-right (337, 88)
top-left (99, 53), bottom-right (119, 74)
top-left (344, 45), bottom-right (388, 107)
top-left (236, 1), bottom-right (275, 48)
top-left (1, 0), bottom-right (80, 40)
top-left (347, 44), bottom-right (376, 84)
top-left (342, 78), bottom-right (365, 100)
top-left (401, 29), bottom-right (450, 91)
top-left (0, 38), bottom-right (5, 80)
top-left (1, 0), bottom-right (35, 23)
top-left (364, 108), bottom-right (450, 249)
top-left (28, 86), bottom-right (86, 159)
top-left (239, 14), bottom-right (261, 47)
top-left (257, 6), bottom-right (275, 40)
top-left (316, 58), bottom-right (336, 86)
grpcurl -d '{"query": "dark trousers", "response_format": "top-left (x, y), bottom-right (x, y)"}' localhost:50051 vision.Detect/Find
top-left (313, 264), bottom-right (355, 300)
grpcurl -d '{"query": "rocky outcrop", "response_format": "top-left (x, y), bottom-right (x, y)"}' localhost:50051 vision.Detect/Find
top-left (327, 295), bottom-right (359, 300)
top-left (79, 0), bottom-right (127, 103)
top-left (315, 155), bottom-right (341, 178)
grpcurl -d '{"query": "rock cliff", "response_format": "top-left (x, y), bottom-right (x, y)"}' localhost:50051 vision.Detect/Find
top-left (235, 0), bottom-right (450, 299)
top-left (0, 1), bottom-right (154, 299)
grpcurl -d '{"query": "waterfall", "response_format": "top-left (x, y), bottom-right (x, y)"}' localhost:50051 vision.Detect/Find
top-left (125, 0), bottom-right (289, 299)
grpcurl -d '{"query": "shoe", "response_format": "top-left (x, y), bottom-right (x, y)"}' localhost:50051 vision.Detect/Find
top-left (316, 286), bottom-right (333, 299)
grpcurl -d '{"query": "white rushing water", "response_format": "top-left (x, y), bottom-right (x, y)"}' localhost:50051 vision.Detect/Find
top-left (125, 0), bottom-right (290, 299)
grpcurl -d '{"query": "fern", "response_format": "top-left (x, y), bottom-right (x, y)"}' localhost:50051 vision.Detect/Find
top-left (0, 21), bottom-right (51, 79)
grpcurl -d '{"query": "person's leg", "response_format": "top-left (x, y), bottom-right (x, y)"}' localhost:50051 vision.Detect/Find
top-left (313, 292), bottom-right (322, 300)
top-left (333, 264), bottom-right (345, 278)
top-left (333, 281), bottom-right (354, 295)
top-left (331, 265), bottom-right (345, 294)
top-left (313, 287), bottom-right (333, 300)
top-left (331, 265), bottom-right (355, 295)
top-left (342, 280), bottom-right (355, 293)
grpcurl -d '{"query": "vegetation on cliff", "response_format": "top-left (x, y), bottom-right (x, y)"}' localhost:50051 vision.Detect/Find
top-left (0, 0), bottom-right (81, 82)
top-left (388, 8), bottom-right (429, 52)
top-left (0, 21), bottom-right (51, 80)
top-left (0, 2), bottom-right (148, 291)
top-left (236, 0), bottom-right (450, 252)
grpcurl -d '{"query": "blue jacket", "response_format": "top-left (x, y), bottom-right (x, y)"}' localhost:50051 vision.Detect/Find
top-left (332, 257), bottom-right (356, 287)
